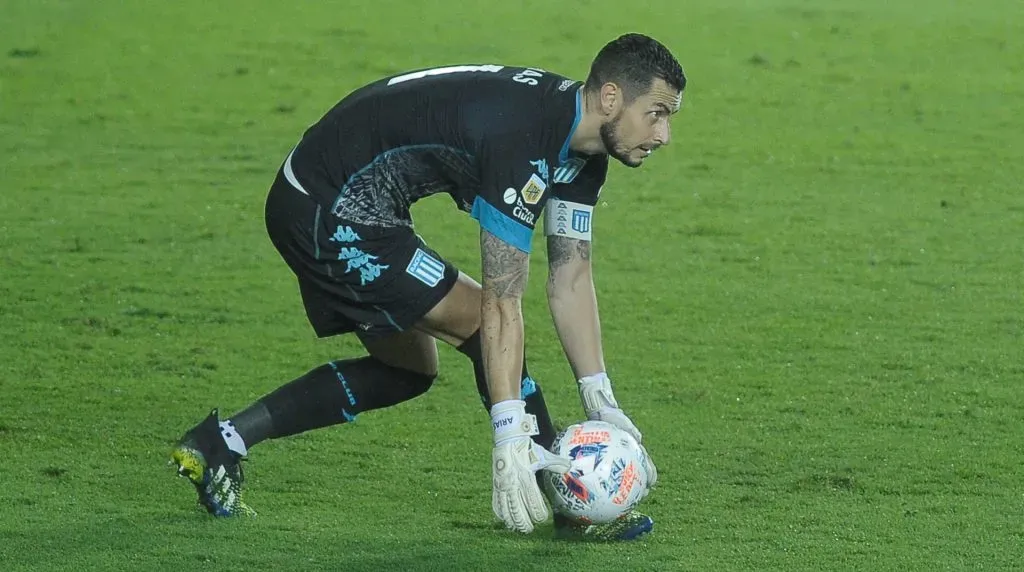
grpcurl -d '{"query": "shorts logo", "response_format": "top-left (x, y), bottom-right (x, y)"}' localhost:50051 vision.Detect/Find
top-left (571, 209), bottom-right (591, 234)
top-left (553, 158), bottom-right (586, 184)
top-left (520, 174), bottom-right (546, 205)
top-left (406, 248), bottom-right (445, 287)
top-left (330, 225), bottom-right (389, 285)
top-left (502, 187), bottom-right (518, 205)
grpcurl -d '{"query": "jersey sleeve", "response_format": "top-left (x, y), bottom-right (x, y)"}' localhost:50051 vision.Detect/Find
top-left (544, 155), bottom-right (608, 241)
top-left (471, 138), bottom-right (553, 254)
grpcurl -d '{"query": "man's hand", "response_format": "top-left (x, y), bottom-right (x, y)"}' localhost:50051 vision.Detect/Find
top-left (491, 400), bottom-right (571, 533)
top-left (578, 373), bottom-right (658, 489)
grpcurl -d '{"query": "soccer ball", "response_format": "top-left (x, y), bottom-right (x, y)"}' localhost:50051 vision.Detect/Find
top-left (541, 420), bottom-right (651, 524)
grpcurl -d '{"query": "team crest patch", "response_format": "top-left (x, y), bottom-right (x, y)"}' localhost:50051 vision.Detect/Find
top-left (520, 173), bottom-right (546, 205)
top-left (553, 158), bottom-right (586, 184)
top-left (406, 248), bottom-right (445, 287)
top-left (571, 209), bottom-right (591, 234)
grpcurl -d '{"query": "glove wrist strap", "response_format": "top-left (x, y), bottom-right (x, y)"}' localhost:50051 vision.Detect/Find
top-left (577, 372), bottom-right (619, 415)
top-left (490, 399), bottom-right (538, 445)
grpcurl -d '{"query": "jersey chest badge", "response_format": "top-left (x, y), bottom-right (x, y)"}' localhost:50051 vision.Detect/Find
top-left (553, 158), bottom-right (586, 184)
top-left (520, 173), bottom-right (546, 205)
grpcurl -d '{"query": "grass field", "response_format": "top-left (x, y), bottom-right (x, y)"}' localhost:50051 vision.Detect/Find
top-left (2, 0), bottom-right (1023, 570)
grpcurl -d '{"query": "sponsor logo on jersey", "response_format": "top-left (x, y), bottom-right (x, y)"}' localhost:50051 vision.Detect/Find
top-left (513, 203), bottom-right (536, 225)
top-left (330, 225), bottom-right (389, 285)
top-left (553, 157), bottom-right (586, 184)
top-left (520, 173), bottom-right (546, 205)
top-left (558, 79), bottom-right (577, 92)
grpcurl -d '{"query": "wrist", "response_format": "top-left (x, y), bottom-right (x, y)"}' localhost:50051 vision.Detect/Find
top-left (490, 400), bottom-right (537, 445)
top-left (577, 372), bottom-right (620, 414)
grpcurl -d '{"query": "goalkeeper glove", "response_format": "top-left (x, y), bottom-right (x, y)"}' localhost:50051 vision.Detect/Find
top-left (578, 373), bottom-right (658, 489)
top-left (490, 400), bottom-right (571, 533)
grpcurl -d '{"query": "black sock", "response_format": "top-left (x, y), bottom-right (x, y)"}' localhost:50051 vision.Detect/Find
top-left (456, 331), bottom-right (557, 449)
top-left (228, 356), bottom-right (436, 448)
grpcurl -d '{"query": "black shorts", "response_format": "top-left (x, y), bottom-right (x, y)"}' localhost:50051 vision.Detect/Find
top-left (264, 169), bottom-right (459, 339)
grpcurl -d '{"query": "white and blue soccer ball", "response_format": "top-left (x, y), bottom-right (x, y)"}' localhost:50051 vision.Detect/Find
top-left (541, 420), bottom-right (651, 524)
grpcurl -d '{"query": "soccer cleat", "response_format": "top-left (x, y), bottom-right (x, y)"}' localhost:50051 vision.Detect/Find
top-left (553, 511), bottom-right (654, 542)
top-left (170, 408), bottom-right (256, 517)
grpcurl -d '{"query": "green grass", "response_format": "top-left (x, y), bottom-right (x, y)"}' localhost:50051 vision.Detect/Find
top-left (2, 0), bottom-right (1023, 570)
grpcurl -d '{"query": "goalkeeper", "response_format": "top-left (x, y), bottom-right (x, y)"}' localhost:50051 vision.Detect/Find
top-left (171, 32), bottom-right (685, 542)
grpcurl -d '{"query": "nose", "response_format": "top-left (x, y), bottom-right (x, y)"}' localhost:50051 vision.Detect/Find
top-left (654, 121), bottom-right (671, 147)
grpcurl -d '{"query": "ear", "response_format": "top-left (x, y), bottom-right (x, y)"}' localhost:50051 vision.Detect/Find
top-left (599, 82), bottom-right (621, 116)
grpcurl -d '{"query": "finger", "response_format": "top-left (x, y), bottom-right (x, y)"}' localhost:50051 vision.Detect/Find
top-left (509, 492), bottom-right (533, 533)
top-left (536, 452), bottom-right (571, 474)
top-left (529, 442), bottom-right (572, 473)
top-left (521, 478), bottom-right (549, 524)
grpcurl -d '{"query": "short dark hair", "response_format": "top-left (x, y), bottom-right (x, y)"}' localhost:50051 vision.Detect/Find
top-left (584, 33), bottom-right (686, 102)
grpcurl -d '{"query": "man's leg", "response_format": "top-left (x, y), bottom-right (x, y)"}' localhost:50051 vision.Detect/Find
top-left (225, 329), bottom-right (439, 451)
top-left (172, 329), bottom-right (440, 517)
top-left (413, 271), bottom-right (558, 449)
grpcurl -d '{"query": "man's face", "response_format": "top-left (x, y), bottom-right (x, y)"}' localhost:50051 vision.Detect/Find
top-left (599, 78), bottom-right (682, 168)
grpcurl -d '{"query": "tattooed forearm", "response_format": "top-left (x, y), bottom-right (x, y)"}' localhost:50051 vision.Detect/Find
top-left (575, 239), bottom-right (591, 262)
top-left (481, 230), bottom-right (529, 299)
top-left (546, 234), bottom-right (576, 269)
top-left (547, 235), bottom-right (591, 272)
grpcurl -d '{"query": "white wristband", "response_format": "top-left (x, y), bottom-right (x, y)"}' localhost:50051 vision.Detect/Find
top-left (578, 372), bottom-right (620, 414)
top-left (490, 400), bottom-right (538, 445)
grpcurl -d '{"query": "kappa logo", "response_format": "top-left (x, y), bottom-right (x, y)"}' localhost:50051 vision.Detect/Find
top-left (558, 79), bottom-right (576, 92)
top-left (529, 159), bottom-right (549, 183)
top-left (330, 225), bottom-right (362, 243)
top-left (338, 247), bottom-right (389, 285)
top-left (554, 202), bottom-right (569, 235)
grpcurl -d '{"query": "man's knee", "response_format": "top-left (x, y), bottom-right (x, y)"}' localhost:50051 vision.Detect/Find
top-left (359, 331), bottom-right (440, 377)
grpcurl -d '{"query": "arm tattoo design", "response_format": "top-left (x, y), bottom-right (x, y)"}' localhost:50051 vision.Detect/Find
top-left (547, 235), bottom-right (591, 272)
top-left (481, 230), bottom-right (529, 299)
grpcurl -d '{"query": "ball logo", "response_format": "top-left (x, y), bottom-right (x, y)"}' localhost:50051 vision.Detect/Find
top-left (502, 187), bottom-right (518, 205)
top-left (611, 461), bottom-right (638, 505)
top-left (568, 426), bottom-right (611, 445)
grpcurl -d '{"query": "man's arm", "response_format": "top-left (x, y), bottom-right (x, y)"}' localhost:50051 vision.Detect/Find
top-left (546, 234), bottom-right (605, 378)
top-left (483, 227), bottom-right (570, 535)
top-left (480, 229), bottom-right (530, 403)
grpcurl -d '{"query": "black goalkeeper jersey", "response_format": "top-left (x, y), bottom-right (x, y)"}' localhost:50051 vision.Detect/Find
top-left (282, 64), bottom-right (607, 253)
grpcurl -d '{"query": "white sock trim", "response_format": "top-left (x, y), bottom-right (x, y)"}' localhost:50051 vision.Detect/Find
top-left (219, 420), bottom-right (248, 457)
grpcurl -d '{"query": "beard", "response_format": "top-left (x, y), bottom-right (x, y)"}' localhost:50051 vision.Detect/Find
top-left (600, 115), bottom-right (641, 168)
